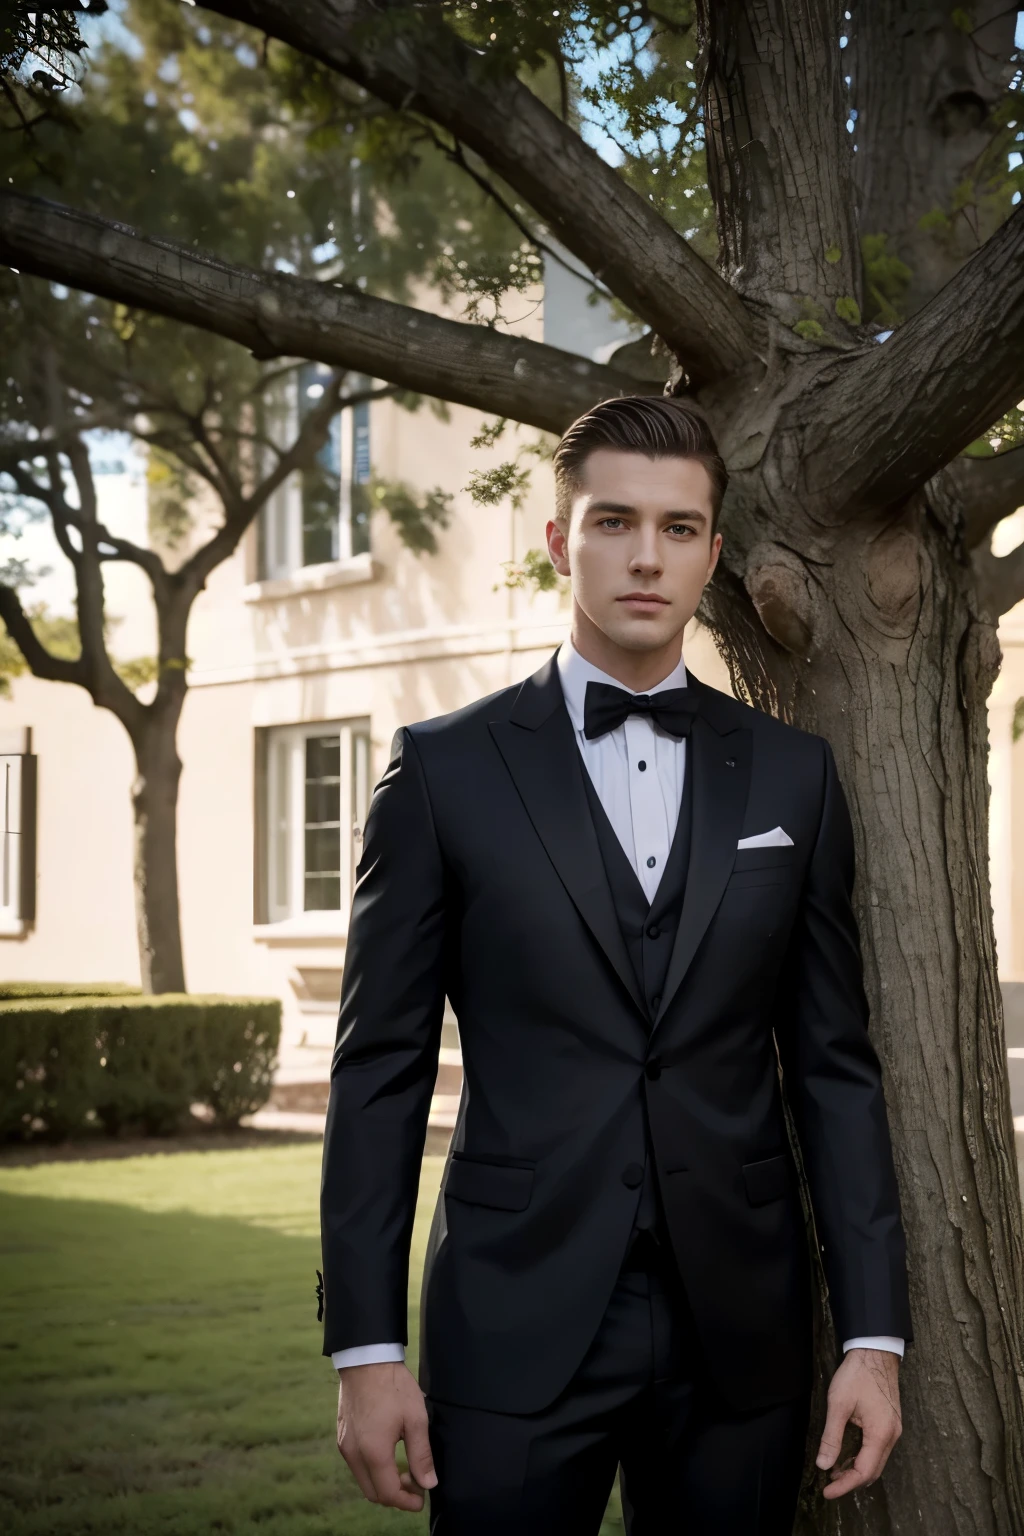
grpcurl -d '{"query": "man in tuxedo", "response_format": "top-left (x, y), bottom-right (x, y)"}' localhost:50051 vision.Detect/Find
top-left (320, 396), bottom-right (912, 1533)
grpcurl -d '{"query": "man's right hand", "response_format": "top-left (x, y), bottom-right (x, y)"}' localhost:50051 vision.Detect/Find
top-left (337, 1361), bottom-right (438, 1511)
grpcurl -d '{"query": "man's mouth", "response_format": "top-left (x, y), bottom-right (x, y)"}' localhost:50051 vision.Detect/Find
top-left (617, 592), bottom-right (670, 610)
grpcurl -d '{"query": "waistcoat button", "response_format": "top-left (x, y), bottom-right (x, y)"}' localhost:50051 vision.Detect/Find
top-left (646, 924), bottom-right (660, 939)
top-left (621, 1162), bottom-right (645, 1189)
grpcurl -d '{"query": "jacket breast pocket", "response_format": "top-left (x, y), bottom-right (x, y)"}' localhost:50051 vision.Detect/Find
top-left (446, 1153), bottom-right (535, 1212)
top-left (742, 1152), bottom-right (794, 1206)
top-left (728, 845), bottom-right (796, 889)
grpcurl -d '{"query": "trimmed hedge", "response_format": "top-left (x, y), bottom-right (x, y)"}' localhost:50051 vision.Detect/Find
top-left (0, 982), bottom-right (143, 1001)
top-left (0, 994), bottom-right (281, 1141)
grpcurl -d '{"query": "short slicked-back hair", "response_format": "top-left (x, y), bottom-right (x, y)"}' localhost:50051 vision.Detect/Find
top-left (552, 396), bottom-right (728, 532)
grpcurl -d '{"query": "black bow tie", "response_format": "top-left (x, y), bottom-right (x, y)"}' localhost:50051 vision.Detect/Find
top-left (583, 681), bottom-right (700, 741)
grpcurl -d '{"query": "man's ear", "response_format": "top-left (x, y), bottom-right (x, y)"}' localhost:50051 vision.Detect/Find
top-left (546, 517), bottom-right (571, 578)
top-left (705, 530), bottom-right (722, 583)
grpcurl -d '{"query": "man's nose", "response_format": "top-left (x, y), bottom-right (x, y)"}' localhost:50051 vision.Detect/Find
top-left (629, 536), bottom-right (662, 574)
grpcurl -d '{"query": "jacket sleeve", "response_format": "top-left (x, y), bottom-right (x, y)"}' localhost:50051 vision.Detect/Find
top-left (320, 726), bottom-right (447, 1357)
top-left (772, 737), bottom-right (913, 1346)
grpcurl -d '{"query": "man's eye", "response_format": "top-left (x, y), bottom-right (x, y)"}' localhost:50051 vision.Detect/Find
top-left (600, 517), bottom-right (624, 529)
top-left (668, 525), bottom-right (693, 536)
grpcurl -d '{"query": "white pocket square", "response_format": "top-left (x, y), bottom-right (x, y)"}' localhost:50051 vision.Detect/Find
top-left (737, 826), bottom-right (794, 849)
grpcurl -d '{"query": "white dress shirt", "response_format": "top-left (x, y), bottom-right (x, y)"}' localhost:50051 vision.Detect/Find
top-left (331, 638), bottom-right (902, 1369)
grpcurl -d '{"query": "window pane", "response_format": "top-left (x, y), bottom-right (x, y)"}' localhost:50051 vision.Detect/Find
top-left (304, 734), bottom-right (341, 912)
top-left (305, 826), bottom-right (340, 873)
top-left (352, 731), bottom-right (370, 830)
top-left (272, 740), bottom-right (290, 911)
top-left (305, 875), bottom-right (342, 911)
top-left (351, 400), bottom-right (371, 556)
top-left (300, 364), bottom-right (341, 567)
top-left (305, 781), bottom-right (339, 827)
top-left (306, 734), bottom-right (340, 780)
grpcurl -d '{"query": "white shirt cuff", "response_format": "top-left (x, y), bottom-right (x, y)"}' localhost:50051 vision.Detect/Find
top-left (842, 1335), bottom-right (904, 1357)
top-left (331, 1342), bottom-right (406, 1370)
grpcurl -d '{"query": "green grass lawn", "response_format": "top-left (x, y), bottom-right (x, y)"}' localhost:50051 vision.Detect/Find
top-left (0, 1141), bottom-right (624, 1535)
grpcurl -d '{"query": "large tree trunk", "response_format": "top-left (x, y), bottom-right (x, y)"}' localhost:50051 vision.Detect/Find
top-left (131, 713), bottom-right (186, 995)
top-left (702, 476), bottom-right (1024, 1531)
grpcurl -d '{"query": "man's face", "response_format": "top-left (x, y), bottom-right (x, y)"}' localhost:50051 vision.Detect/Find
top-left (546, 449), bottom-right (722, 654)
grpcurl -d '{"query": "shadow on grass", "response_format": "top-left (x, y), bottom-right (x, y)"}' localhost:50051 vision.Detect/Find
top-left (0, 1186), bottom-right (423, 1535)
top-left (0, 1152), bottom-right (624, 1535)
top-left (0, 1125), bottom-right (455, 1170)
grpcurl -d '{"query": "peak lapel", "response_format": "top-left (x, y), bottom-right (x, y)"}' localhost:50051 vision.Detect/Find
top-left (488, 658), bottom-right (647, 1021)
top-left (652, 694), bottom-right (753, 1033)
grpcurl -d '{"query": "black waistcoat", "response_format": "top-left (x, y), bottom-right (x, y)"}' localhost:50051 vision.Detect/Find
top-left (580, 750), bottom-right (695, 1233)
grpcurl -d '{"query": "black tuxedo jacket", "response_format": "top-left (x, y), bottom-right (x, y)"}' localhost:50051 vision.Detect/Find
top-left (320, 653), bottom-right (912, 1415)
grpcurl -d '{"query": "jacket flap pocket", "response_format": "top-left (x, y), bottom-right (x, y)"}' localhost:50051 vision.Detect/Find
top-left (742, 1152), bottom-right (793, 1206)
top-left (446, 1155), bottom-right (535, 1212)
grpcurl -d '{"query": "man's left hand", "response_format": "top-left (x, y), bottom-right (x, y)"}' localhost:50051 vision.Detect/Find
top-left (815, 1348), bottom-right (902, 1499)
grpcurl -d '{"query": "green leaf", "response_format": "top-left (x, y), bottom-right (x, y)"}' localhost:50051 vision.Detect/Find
top-left (496, 549), bottom-right (563, 595)
top-left (917, 207), bottom-right (951, 234)
top-left (824, 244), bottom-right (842, 265)
top-left (835, 296), bottom-right (861, 325)
top-left (465, 461), bottom-right (533, 511)
top-left (792, 319), bottom-right (827, 342)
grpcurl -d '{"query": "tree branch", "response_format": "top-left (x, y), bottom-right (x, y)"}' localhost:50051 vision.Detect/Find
top-left (0, 192), bottom-right (656, 435)
top-left (0, 583), bottom-right (87, 687)
top-left (946, 447), bottom-right (1024, 551)
top-left (804, 206), bottom-right (1024, 512)
top-left (178, 368), bottom-right (348, 594)
top-left (195, 0), bottom-right (757, 385)
top-left (412, 120), bottom-right (615, 305)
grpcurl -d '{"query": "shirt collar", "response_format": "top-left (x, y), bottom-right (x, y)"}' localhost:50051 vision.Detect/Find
top-left (556, 636), bottom-right (688, 734)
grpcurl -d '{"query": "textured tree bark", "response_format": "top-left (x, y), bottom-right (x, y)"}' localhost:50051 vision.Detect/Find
top-left (130, 710), bottom-right (186, 995)
top-left (700, 456), bottom-right (1024, 1531)
top-left (848, 0), bottom-right (1019, 319)
top-left (698, 0), bottom-right (861, 322)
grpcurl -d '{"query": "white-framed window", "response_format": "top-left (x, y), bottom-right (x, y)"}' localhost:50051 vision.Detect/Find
top-left (264, 720), bottom-right (371, 924)
top-left (258, 367), bottom-right (374, 581)
top-left (0, 730), bottom-right (37, 937)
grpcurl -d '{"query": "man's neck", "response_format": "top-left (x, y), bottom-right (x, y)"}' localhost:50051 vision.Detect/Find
top-left (570, 617), bottom-right (685, 694)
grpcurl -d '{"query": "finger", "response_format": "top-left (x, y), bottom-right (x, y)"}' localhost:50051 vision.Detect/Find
top-left (815, 1393), bottom-right (854, 1470)
top-left (404, 1408), bottom-right (439, 1490)
top-left (364, 1444), bottom-right (425, 1512)
top-left (398, 1470), bottom-right (427, 1505)
top-left (339, 1441), bottom-right (379, 1505)
top-left (822, 1425), bottom-right (896, 1500)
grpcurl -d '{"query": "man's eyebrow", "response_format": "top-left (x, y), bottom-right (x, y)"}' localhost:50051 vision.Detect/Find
top-left (587, 500), bottom-right (708, 525)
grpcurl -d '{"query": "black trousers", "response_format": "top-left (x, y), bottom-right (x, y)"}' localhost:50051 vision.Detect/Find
top-left (426, 1231), bottom-right (811, 1535)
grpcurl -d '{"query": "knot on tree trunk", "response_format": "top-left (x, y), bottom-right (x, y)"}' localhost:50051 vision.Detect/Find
top-left (864, 525), bottom-right (924, 629)
top-left (744, 543), bottom-right (816, 657)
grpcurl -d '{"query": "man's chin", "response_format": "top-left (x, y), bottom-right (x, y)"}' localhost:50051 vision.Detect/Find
top-left (598, 615), bottom-right (686, 654)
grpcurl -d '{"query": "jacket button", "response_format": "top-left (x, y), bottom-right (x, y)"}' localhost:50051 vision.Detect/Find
top-left (645, 1058), bottom-right (662, 1080)
top-left (646, 924), bottom-right (660, 939)
top-left (621, 1163), bottom-right (645, 1189)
